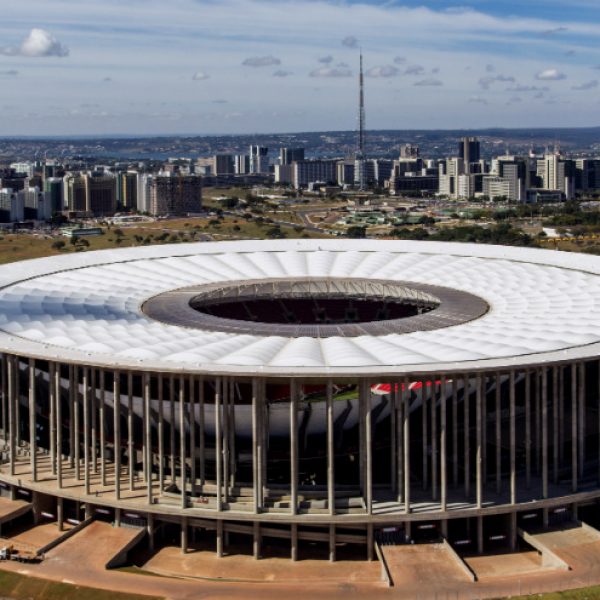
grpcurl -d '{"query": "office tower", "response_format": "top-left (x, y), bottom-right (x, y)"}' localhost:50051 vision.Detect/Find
top-left (292, 160), bottom-right (338, 189)
top-left (576, 159), bottom-right (600, 191)
top-left (137, 173), bottom-right (153, 214)
top-left (438, 157), bottom-right (464, 198)
top-left (9, 162), bottom-right (34, 178)
top-left (234, 154), bottom-right (250, 175)
top-left (371, 159), bottom-right (393, 186)
top-left (541, 153), bottom-right (575, 200)
top-left (213, 155), bottom-right (235, 176)
top-left (459, 137), bottom-right (481, 174)
top-left (249, 146), bottom-right (269, 174)
top-left (337, 161), bottom-right (355, 186)
top-left (280, 148), bottom-right (305, 165)
top-left (0, 170), bottom-right (27, 192)
top-left (274, 165), bottom-right (294, 185)
top-left (121, 171), bottom-right (138, 211)
top-left (64, 173), bottom-right (87, 212)
top-left (85, 172), bottom-right (117, 216)
top-left (0, 189), bottom-right (23, 222)
top-left (21, 187), bottom-right (52, 221)
top-left (43, 177), bottom-right (64, 214)
top-left (400, 144), bottom-right (420, 159)
top-left (150, 173), bottom-right (203, 216)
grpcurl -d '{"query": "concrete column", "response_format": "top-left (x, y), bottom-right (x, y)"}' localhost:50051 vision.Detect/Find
top-left (253, 521), bottom-right (261, 560)
top-left (49, 362), bottom-right (56, 476)
top-left (422, 379), bottom-right (428, 491)
top-left (476, 374), bottom-right (483, 509)
top-left (127, 372), bottom-right (134, 490)
top-left (57, 496), bottom-right (64, 532)
top-left (55, 364), bottom-right (62, 489)
top-left (158, 374), bottom-right (164, 495)
top-left (144, 373), bottom-right (153, 505)
top-left (403, 378), bottom-right (411, 514)
top-left (578, 362), bottom-right (585, 480)
top-left (542, 367), bottom-right (549, 501)
top-left (571, 363), bottom-right (578, 493)
top-left (91, 368), bottom-right (97, 474)
top-left (189, 376), bottom-right (196, 497)
top-left (216, 519), bottom-right (224, 557)
top-left (327, 524), bottom-right (335, 562)
top-left (495, 372), bottom-right (502, 495)
top-left (327, 380), bottom-right (335, 515)
top-left (28, 359), bottom-right (37, 481)
top-left (147, 513), bottom-right (155, 552)
top-left (536, 370), bottom-right (541, 475)
top-left (222, 378), bottom-right (229, 503)
top-left (261, 380), bottom-right (268, 507)
top-left (68, 364), bottom-right (75, 469)
top-left (509, 513), bottom-right (517, 551)
top-left (290, 379), bottom-right (298, 516)
top-left (452, 378), bottom-right (458, 489)
top-left (84, 503), bottom-right (92, 520)
top-left (365, 381), bottom-right (373, 515)
top-left (560, 366), bottom-right (565, 465)
top-left (170, 377), bottom-right (176, 485)
top-left (179, 375), bottom-right (186, 509)
top-left (431, 379), bottom-right (438, 502)
top-left (181, 516), bottom-right (188, 554)
top-left (115, 507), bottom-right (121, 527)
top-left (291, 523), bottom-right (298, 561)
top-left (99, 370), bottom-right (106, 487)
top-left (6, 356), bottom-right (15, 476)
top-left (440, 376), bottom-right (447, 513)
top-left (391, 382), bottom-right (397, 495)
top-left (553, 367), bottom-right (559, 484)
top-left (397, 381), bottom-right (404, 503)
top-left (228, 379), bottom-right (236, 490)
top-left (114, 371), bottom-right (121, 500)
top-left (14, 357), bottom-right (20, 448)
top-left (464, 374), bottom-right (470, 499)
top-left (215, 377), bottom-right (223, 511)
top-left (252, 378), bottom-right (259, 514)
top-left (198, 376), bottom-right (205, 493)
top-left (525, 368), bottom-right (531, 489)
top-left (74, 366), bottom-right (81, 480)
top-left (367, 523), bottom-right (374, 561)
top-left (83, 367), bottom-right (90, 495)
top-left (477, 516), bottom-right (484, 554)
top-left (510, 370), bottom-right (516, 505)
top-left (0, 354), bottom-right (6, 446)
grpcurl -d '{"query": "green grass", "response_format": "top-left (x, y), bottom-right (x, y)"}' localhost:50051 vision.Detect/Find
top-left (502, 587), bottom-right (600, 599)
top-left (0, 569), bottom-right (164, 600)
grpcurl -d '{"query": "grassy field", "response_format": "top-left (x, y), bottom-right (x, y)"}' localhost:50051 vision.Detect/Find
top-left (0, 569), bottom-right (163, 600)
top-left (504, 587), bottom-right (600, 599)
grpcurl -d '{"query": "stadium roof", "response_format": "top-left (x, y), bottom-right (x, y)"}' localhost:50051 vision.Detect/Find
top-left (0, 239), bottom-right (599, 377)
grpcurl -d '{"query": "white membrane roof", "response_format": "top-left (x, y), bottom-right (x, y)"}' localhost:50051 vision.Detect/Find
top-left (0, 239), bottom-right (599, 377)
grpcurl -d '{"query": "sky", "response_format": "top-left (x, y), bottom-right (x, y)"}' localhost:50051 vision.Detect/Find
top-left (1, 0), bottom-right (600, 136)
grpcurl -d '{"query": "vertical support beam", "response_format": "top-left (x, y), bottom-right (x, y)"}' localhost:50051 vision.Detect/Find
top-left (100, 370), bottom-right (106, 487)
top-left (91, 368), bottom-right (97, 474)
top-left (198, 376), bottom-right (205, 493)
top-left (57, 497), bottom-right (64, 532)
top-left (367, 523), bottom-right (374, 561)
top-left (189, 376), bottom-right (196, 497)
top-left (397, 381), bottom-right (404, 503)
top-left (525, 368), bottom-right (531, 489)
top-left (440, 376), bottom-right (447, 513)
top-left (464, 374), bottom-right (470, 499)
top-left (68, 364), bottom-right (75, 469)
top-left (170, 377), bottom-right (176, 484)
top-left (476, 374), bottom-right (483, 509)
top-left (553, 366), bottom-right (559, 484)
top-left (180, 517), bottom-right (188, 554)
top-left (290, 379), bottom-right (298, 516)
top-left (222, 378), bottom-right (229, 503)
top-left (571, 363), bottom-right (578, 494)
top-left (147, 513), bottom-right (155, 552)
top-left (229, 379), bottom-right (236, 490)
top-left (49, 362), bottom-right (56, 476)
top-left (536, 370), bottom-right (541, 475)
top-left (179, 375), bottom-right (186, 509)
top-left (74, 366), bottom-right (80, 480)
top-left (14, 357), bottom-right (20, 448)
top-left (0, 354), bottom-right (6, 446)
top-left (390, 381), bottom-right (397, 495)
top-left (578, 362), bottom-right (585, 480)
top-left (510, 370), bottom-right (516, 505)
top-left (114, 371), bottom-right (121, 500)
top-left (28, 358), bottom-right (37, 481)
top-left (127, 372), bottom-right (134, 490)
top-left (253, 521), bottom-right (261, 560)
top-left (404, 377), bottom-right (411, 514)
top-left (252, 378), bottom-right (260, 514)
top-left (560, 366), bottom-right (565, 465)
top-left (431, 378), bottom-right (438, 502)
top-left (158, 374), bottom-right (164, 495)
top-left (55, 364), bottom-right (62, 489)
top-left (477, 516), bottom-right (484, 554)
top-left (261, 380), bottom-right (268, 507)
top-left (215, 377), bottom-right (222, 511)
top-left (365, 381), bottom-right (373, 515)
top-left (422, 379), bottom-right (428, 491)
top-left (329, 524), bottom-right (336, 562)
top-left (291, 523), bottom-right (298, 562)
top-left (327, 379), bottom-right (335, 515)
top-left (542, 367), bottom-right (549, 501)
top-left (452, 378), bottom-right (458, 488)
top-left (83, 367), bottom-right (90, 495)
top-left (495, 372), bottom-right (502, 495)
top-left (7, 356), bottom-right (15, 477)
top-left (509, 513), bottom-right (517, 551)
top-left (216, 519), bottom-right (223, 557)
top-left (144, 372), bottom-right (153, 506)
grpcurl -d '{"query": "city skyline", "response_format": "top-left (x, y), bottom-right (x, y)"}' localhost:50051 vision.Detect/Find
top-left (1, 0), bottom-right (600, 136)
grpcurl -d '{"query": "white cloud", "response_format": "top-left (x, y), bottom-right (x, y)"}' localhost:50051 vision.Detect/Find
top-left (393, 56), bottom-right (406, 65)
top-left (192, 71), bottom-right (210, 80)
top-left (536, 68), bottom-right (567, 80)
top-left (469, 96), bottom-right (488, 104)
top-left (366, 65), bottom-right (399, 78)
top-left (342, 36), bottom-right (358, 48)
top-left (0, 28), bottom-right (69, 57)
top-left (0, 70), bottom-right (19, 77)
top-left (414, 78), bottom-right (443, 86)
top-left (318, 55), bottom-right (333, 64)
top-left (273, 69), bottom-right (292, 77)
top-left (479, 74), bottom-right (515, 89)
top-left (242, 55), bottom-right (281, 67)
top-left (404, 65), bottom-right (425, 76)
top-left (310, 66), bottom-right (352, 78)
top-left (506, 84), bottom-right (549, 92)
top-left (572, 79), bottom-right (598, 90)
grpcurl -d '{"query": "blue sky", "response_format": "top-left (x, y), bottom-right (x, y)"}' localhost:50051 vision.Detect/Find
top-left (1, 0), bottom-right (600, 135)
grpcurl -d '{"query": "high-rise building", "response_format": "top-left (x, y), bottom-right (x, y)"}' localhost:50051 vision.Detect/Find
top-left (121, 171), bottom-right (138, 211)
top-left (438, 158), bottom-right (464, 198)
top-left (234, 155), bottom-right (250, 175)
top-left (150, 173), bottom-right (203, 216)
top-left (85, 172), bottom-right (117, 216)
top-left (400, 144), bottom-right (420, 159)
top-left (249, 146), bottom-right (269, 174)
top-left (44, 177), bottom-right (64, 214)
top-left (540, 153), bottom-right (575, 200)
top-left (292, 160), bottom-right (337, 189)
top-left (64, 173), bottom-right (87, 212)
top-left (458, 137), bottom-right (481, 174)
top-left (213, 155), bottom-right (235, 176)
top-left (137, 174), bottom-right (153, 214)
top-left (9, 162), bottom-right (34, 178)
top-left (280, 148), bottom-right (305, 165)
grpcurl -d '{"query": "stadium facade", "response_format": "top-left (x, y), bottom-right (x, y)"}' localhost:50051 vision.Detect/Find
top-left (0, 239), bottom-right (599, 561)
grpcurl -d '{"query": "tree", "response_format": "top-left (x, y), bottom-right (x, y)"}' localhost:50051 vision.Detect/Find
top-left (347, 226), bottom-right (367, 239)
top-left (51, 240), bottom-right (66, 250)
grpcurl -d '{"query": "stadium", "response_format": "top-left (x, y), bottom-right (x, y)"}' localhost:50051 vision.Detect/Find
top-left (0, 238), bottom-right (600, 565)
